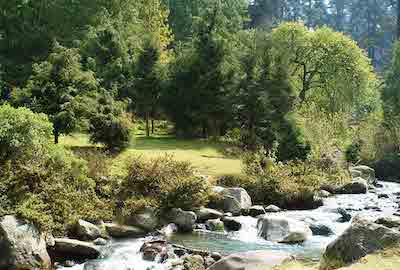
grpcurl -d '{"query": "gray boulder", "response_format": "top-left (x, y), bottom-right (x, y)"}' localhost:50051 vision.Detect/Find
top-left (249, 205), bottom-right (266, 217)
top-left (50, 238), bottom-right (100, 261)
top-left (223, 217), bottom-right (242, 231)
top-left (336, 178), bottom-right (368, 194)
top-left (104, 223), bottom-right (147, 238)
top-left (196, 208), bottom-right (223, 222)
top-left (207, 250), bottom-right (291, 270)
top-left (214, 187), bottom-right (252, 215)
top-left (317, 190), bottom-right (332, 198)
top-left (168, 208), bottom-right (197, 232)
top-left (265, 205), bottom-right (282, 213)
top-left (0, 215), bottom-right (51, 270)
top-left (309, 223), bottom-right (334, 236)
top-left (224, 188), bottom-right (252, 209)
top-left (124, 207), bottom-right (159, 232)
top-left (320, 218), bottom-right (400, 270)
top-left (336, 208), bottom-right (352, 223)
top-left (350, 165), bottom-right (376, 184)
top-left (257, 216), bottom-right (312, 243)
top-left (140, 240), bottom-right (169, 263)
top-left (73, 219), bottom-right (102, 241)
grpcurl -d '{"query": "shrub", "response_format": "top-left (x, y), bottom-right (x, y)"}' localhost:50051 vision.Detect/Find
top-left (219, 152), bottom-right (350, 209)
top-left (0, 105), bottom-right (113, 234)
top-left (89, 113), bottom-right (132, 150)
top-left (0, 104), bottom-right (52, 162)
top-left (345, 142), bottom-right (362, 164)
top-left (119, 155), bottom-right (212, 211)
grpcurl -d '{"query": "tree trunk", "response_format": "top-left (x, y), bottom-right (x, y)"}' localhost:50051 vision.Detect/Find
top-left (202, 121), bottom-right (208, 139)
top-left (145, 111), bottom-right (150, 137)
top-left (151, 119), bottom-right (155, 134)
top-left (54, 128), bottom-right (59, 144)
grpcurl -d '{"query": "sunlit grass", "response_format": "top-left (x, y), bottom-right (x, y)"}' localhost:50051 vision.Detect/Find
top-left (60, 133), bottom-right (242, 177)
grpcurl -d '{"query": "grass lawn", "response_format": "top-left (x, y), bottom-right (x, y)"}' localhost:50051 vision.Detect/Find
top-left (60, 133), bottom-right (242, 178)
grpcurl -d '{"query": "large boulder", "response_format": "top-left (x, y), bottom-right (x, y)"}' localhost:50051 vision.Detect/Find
top-left (196, 208), bottom-right (224, 223)
top-left (213, 187), bottom-right (252, 215)
top-left (167, 208), bottom-right (197, 232)
top-left (350, 165), bottom-right (376, 184)
top-left (224, 188), bottom-right (252, 210)
top-left (257, 216), bottom-right (312, 243)
top-left (375, 216), bottom-right (400, 229)
top-left (0, 215), bottom-right (51, 270)
top-left (140, 240), bottom-right (169, 263)
top-left (207, 250), bottom-right (291, 270)
top-left (320, 217), bottom-right (400, 270)
top-left (49, 238), bottom-right (100, 262)
top-left (309, 223), bottom-right (334, 236)
top-left (336, 178), bottom-right (368, 194)
top-left (104, 223), bottom-right (147, 238)
top-left (72, 219), bottom-right (102, 241)
top-left (123, 207), bottom-right (159, 232)
top-left (222, 217), bottom-right (242, 231)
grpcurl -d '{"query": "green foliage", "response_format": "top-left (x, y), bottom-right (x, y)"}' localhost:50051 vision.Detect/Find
top-left (0, 106), bottom-right (112, 234)
top-left (0, 104), bottom-right (53, 162)
top-left (88, 92), bottom-right (132, 150)
top-left (13, 42), bottom-right (98, 143)
top-left (383, 41), bottom-right (400, 149)
top-left (219, 150), bottom-right (350, 209)
top-left (271, 22), bottom-right (377, 113)
top-left (119, 155), bottom-right (212, 211)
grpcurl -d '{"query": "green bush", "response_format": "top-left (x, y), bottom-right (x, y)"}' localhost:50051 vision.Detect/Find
top-left (89, 113), bottom-right (132, 150)
top-left (0, 105), bottom-right (113, 234)
top-left (119, 155), bottom-right (212, 211)
top-left (219, 152), bottom-right (350, 209)
top-left (0, 104), bottom-right (53, 162)
top-left (345, 142), bottom-right (362, 164)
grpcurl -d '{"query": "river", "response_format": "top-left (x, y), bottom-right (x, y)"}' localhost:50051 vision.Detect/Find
top-left (63, 181), bottom-right (400, 270)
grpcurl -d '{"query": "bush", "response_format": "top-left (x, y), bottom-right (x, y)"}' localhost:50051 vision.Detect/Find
top-left (89, 112), bottom-right (132, 150)
top-left (119, 155), bottom-right (212, 211)
top-left (0, 104), bottom-right (53, 162)
top-left (218, 152), bottom-right (350, 209)
top-left (0, 105), bottom-right (113, 234)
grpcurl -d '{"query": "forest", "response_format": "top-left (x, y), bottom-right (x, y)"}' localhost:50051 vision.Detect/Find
top-left (1, 1), bottom-right (400, 270)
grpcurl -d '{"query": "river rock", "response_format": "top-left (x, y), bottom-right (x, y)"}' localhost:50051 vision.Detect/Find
top-left (207, 250), bottom-right (291, 270)
top-left (336, 208), bottom-right (352, 223)
top-left (224, 188), bottom-right (252, 209)
top-left (211, 252), bottom-right (222, 261)
top-left (0, 215), bottom-right (51, 270)
top-left (204, 256), bottom-right (216, 268)
top-left (350, 165), bottom-right (376, 184)
top-left (73, 219), bottom-right (102, 241)
top-left (375, 216), bottom-right (400, 228)
top-left (320, 217), bottom-right (400, 270)
top-left (196, 208), bottom-right (223, 222)
top-left (215, 187), bottom-right (252, 215)
top-left (206, 219), bottom-right (224, 231)
top-left (249, 205), bottom-right (266, 217)
top-left (50, 238), bottom-right (100, 261)
top-left (124, 207), bottom-right (159, 232)
top-left (183, 254), bottom-right (205, 270)
top-left (93, 238), bottom-right (107, 246)
top-left (265, 204), bottom-right (282, 213)
top-left (336, 178), bottom-right (368, 194)
top-left (257, 216), bottom-right (312, 243)
top-left (309, 223), bottom-right (334, 236)
top-left (317, 190), bottom-right (332, 198)
top-left (222, 217), bottom-right (242, 231)
top-left (168, 208), bottom-right (197, 232)
top-left (104, 223), bottom-right (147, 238)
top-left (378, 193), bottom-right (389, 199)
top-left (140, 240), bottom-right (169, 263)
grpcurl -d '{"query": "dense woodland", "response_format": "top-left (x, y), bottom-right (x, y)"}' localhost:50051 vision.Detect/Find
top-left (1, 0), bottom-right (400, 235)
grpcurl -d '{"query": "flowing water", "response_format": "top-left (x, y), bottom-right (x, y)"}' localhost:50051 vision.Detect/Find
top-left (63, 181), bottom-right (400, 270)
